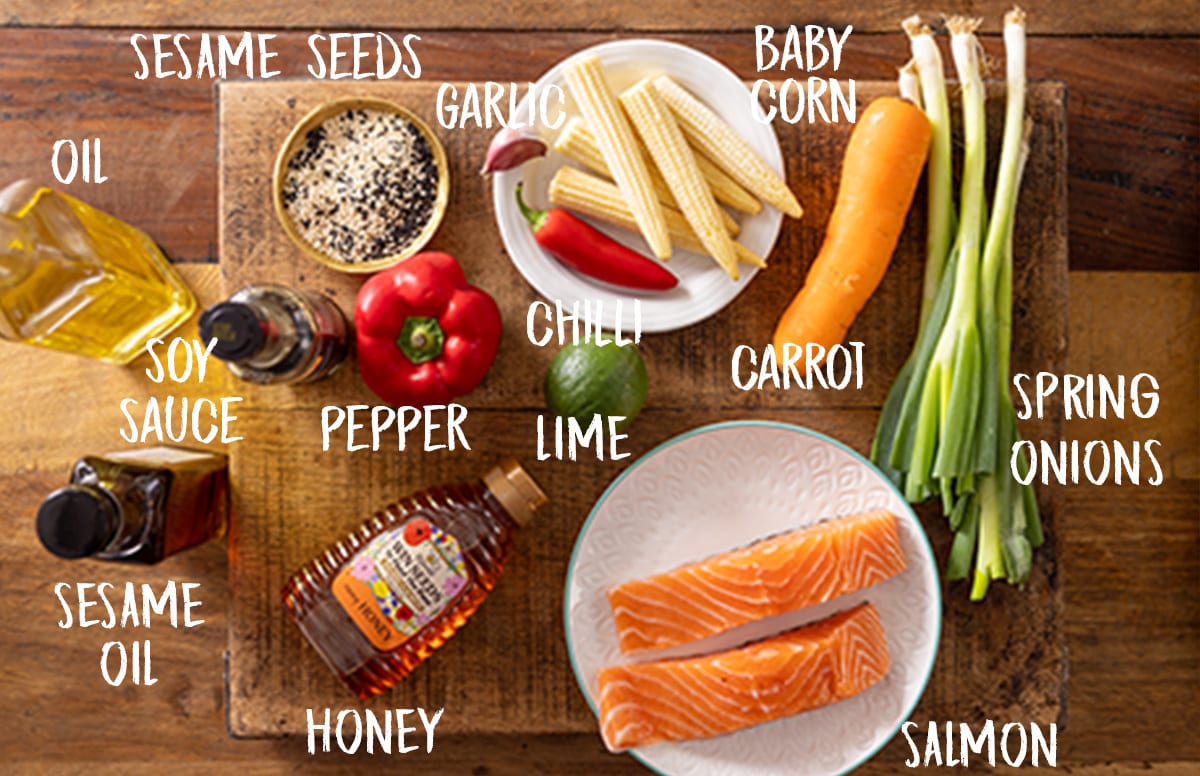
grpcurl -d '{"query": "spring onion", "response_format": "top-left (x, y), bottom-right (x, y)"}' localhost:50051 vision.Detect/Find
top-left (872, 8), bottom-right (1044, 600)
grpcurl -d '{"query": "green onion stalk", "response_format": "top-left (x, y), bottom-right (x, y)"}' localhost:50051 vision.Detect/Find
top-left (902, 16), bottom-right (987, 511)
top-left (964, 7), bottom-right (1044, 598)
top-left (872, 8), bottom-right (1043, 600)
top-left (870, 19), bottom-right (954, 489)
top-left (907, 16), bottom-right (955, 327)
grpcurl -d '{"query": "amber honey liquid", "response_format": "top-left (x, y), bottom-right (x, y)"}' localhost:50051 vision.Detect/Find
top-left (0, 185), bottom-right (195, 363)
top-left (282, 482), bottom-right (518, 698)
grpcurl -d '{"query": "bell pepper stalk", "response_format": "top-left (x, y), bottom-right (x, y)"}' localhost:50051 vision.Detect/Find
top-left (355, 252), bottom-right (502, 407)
top-left (516, 184), bottom-right (678, 291)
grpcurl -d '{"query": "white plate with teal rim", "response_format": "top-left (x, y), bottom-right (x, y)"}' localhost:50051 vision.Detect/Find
top-left (492, 39), bottom-right (785, 333)
top-left (564, 421), bottom-right (941, 776)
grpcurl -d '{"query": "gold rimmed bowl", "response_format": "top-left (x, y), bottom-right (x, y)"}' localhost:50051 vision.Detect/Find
top-left (272, 96), bottom-right (450, 274)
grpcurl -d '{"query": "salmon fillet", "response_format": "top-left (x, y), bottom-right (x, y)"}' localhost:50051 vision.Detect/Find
top-left (597, 602), bottom-right (891, 751)
top-left (608, 509), bottom-right (906, 653)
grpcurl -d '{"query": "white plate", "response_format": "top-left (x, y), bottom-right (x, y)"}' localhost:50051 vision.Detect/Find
top-left (492, 39), bottom-right (785, 333)
top-left (564, 421), bottom-right (941, 776)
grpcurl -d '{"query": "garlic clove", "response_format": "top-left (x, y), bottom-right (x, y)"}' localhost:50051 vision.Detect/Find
top-left (481, 126), bottom-right (547, 174)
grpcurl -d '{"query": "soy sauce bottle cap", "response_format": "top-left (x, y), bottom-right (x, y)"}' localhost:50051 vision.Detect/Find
top-left (199, 302), bottom-right (266, 362)
top-left (483, 458), bottom-right (547, 527)
top-left (36, 485), bottom-right (119, 559)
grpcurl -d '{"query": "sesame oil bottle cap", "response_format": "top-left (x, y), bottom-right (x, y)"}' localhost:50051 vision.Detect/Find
top-left (36, 485), bottom-right (120, 559)
top-left (483, 459), bottom-right (547, 527)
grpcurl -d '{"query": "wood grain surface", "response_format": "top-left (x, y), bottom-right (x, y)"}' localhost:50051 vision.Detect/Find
top-left (0, 31), bottom-right (1193, 272)
top-left (1, 269), bottom-right (1194, 772)
top-left (4, 1), bottom-right (1198, 35)
top-left (216, 78), bottom-right (1067, 738)
top-left (0, 8), bottom-right (1195, 774)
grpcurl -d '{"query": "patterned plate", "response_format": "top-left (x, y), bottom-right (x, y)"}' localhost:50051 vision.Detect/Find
top-left (564, 421), bottom-right (941, 776)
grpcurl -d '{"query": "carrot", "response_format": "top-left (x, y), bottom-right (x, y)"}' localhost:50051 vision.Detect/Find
top-left (772, 97), bottom-right (931, 365)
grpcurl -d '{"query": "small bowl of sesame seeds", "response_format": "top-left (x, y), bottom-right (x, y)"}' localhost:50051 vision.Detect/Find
top-left (273, 96), bottom-right (449, 273)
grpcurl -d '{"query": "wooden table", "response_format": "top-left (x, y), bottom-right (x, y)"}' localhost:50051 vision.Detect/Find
top-left (1, 3), bottom-right (1196, 773)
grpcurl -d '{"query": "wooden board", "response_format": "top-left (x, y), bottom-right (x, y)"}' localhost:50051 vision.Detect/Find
top-left (3, 271), bottom-right (1196, 773)
top-left (217, 78), bottom-right (1067, 738)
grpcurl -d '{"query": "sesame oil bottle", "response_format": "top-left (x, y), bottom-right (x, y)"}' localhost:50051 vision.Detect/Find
top-left (35, 446), bottom-right (228, 563)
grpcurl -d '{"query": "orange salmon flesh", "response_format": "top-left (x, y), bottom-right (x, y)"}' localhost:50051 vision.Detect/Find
top-left (607, 509), bottom-right (907, 653)
top-left (597, 602), bottom-right (892, 751)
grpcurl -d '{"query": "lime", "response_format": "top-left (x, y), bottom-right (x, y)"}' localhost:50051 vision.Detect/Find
top-left (544, 341), bottom-right (648, 431)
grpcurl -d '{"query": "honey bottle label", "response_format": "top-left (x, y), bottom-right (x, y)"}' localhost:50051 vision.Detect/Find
top-left (332, 518), bottom-right (468, 651)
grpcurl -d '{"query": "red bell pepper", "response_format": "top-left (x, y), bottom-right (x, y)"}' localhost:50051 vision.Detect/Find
top-left (516, 185), bottom-right (678, 291)
top-left (355, 252), bottom-right (502, 407)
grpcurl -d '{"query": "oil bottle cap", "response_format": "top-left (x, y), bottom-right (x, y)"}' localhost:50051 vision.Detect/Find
top-left (199, 302), bottom-right (266, 361)
top-left (36, 485), bottom-right (118, 559)
top-left (483, 458), bottom-right (547, 527)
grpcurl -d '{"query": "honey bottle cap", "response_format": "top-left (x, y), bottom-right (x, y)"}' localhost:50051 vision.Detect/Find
top-left (483, 458), bottom-right (547, 526)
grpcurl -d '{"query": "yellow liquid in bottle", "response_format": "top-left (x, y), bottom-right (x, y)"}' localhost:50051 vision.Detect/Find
top-left (0, 186), bottom-right (195, 364)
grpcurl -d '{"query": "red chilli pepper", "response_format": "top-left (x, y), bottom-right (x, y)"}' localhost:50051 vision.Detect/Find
top-left (516, 184), bottom-right (678, 291)
top-left (355, 252), bottom-right (502, 407)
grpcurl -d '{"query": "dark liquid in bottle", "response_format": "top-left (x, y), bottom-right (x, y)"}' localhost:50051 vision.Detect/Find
top-left (36, 446), bottom-right (227, 564)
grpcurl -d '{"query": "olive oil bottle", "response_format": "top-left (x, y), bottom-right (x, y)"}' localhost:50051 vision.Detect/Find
top-left (0, 180), bottom-right (195, 364)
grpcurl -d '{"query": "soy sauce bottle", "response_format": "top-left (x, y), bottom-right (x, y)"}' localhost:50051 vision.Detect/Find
top-left (199, 283), bottom-right (348, 385)
top-left (282, 459), bottom-right (547, 698)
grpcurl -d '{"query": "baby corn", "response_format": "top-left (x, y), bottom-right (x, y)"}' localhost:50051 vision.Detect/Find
top-left (620, 79), bottom-right (739, 279)
top-left (549, 166), bottom-right (765, 271)
top-left (653, 75), bottom-right (803, 218)
top-left (557, 117), bottom-right (760, 217)
top-left (554, 117), bottom-right (741, 235)
top-left (564, 56), bottom-right (671, 259)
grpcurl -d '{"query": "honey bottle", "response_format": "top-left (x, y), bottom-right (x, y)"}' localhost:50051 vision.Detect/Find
top-left (0, 180), bottom-right (195, 364)
top-left (198, 283), bottom-right (349, 385)
top-left (36, 446), bottom-right (228, 563)
top-left (282, 459), bottom-right (548, 698)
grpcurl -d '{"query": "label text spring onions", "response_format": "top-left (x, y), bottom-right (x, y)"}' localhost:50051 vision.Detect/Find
top-left (1011, 371), bottom-right (1164, 486)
